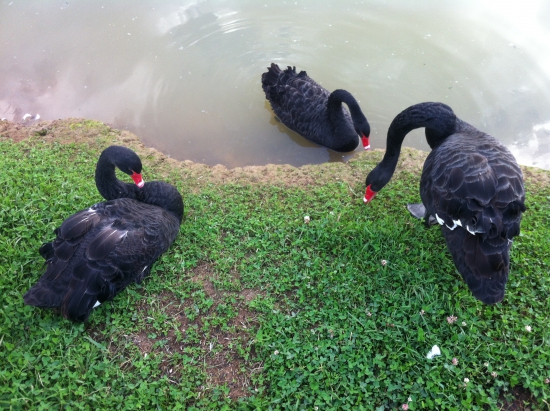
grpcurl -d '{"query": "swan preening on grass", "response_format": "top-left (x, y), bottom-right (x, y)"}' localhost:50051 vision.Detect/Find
top-left (24, 146), bottom-right (184, 322)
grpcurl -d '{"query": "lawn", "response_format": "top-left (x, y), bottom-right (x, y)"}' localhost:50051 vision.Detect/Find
top-left (0, 120), bottom-right (549, 410)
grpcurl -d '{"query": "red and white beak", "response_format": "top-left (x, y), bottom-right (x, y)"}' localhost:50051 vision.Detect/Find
top-left (361, 135), bottom-right (370, 150)
top-left (363, 185), bottom-right (377, 203)
top-left (131, 171), bottom-right (145, 188)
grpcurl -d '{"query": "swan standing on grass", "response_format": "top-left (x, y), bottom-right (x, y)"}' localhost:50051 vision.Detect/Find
top-left (364, 102), bottom-right (525, 304)
top-left (262, 63), bottom-right (371, 152)
top-left (24, 146), bottom-right (184, 321)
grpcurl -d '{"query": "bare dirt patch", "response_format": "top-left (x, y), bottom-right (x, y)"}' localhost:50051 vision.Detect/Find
top-left (498, 385), bottom-right (541, 411)
top-left (88, 263), bottom-right (264, 400)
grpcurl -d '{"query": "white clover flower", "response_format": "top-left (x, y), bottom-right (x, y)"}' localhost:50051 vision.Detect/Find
top-left (461, 321), bottom-right (467, 326)
top-left (525, 325), bottom-right (532, 332)
top-left (304, 215), bottom-right (310, 224)
top-left (273, 350), bottom-right (279, 355)
top-left (447, 315), bottom-right (457, 324)
top-left (464, 378), bottom-right (470, 383)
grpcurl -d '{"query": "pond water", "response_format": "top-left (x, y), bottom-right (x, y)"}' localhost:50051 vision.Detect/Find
top-left (1, 0), bottom-right (550, 169)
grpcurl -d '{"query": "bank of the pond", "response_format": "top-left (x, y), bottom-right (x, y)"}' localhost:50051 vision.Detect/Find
top-left (1, 119), bottom-right (549, 410)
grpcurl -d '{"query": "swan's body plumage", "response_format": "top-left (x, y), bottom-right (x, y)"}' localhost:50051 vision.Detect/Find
top-left (261, 63), bottom-right (370, 152)
top-left (365, 103), bottom-right (525, 304)
top-left (23, 146), bottom-right (183, 321)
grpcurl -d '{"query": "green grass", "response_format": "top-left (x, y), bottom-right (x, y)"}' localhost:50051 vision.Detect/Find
top-left (0, 133), bottom-right (549, 410)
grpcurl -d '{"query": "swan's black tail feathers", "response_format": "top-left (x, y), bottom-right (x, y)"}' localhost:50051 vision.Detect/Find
top-left (61, 263), bottom-right (113, 322)
top-left (23, 280), bottom-right (66, 308)
top-left (261, 63), bottom-right (283, 88)
top-left (261, 63), bottom-right (307, 90)
top-left (39, 241), bottom-right (55, 260)
top-left (23, 254), bottom-right (72, 308)
top-left (442, 227), bottom-right (509, 304)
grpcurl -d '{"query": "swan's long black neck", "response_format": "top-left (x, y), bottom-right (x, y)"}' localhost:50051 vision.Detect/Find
top-left (327, 89), bottom-right (369, 135)
top-left (95, 146), bottom-right (141, 201)
top-left (366, 102), bottom-right (457, 192)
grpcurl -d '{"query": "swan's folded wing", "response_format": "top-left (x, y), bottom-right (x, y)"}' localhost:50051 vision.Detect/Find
top-left (54, 214), bottom-right (153, 322)
top-left (423, 135), bottom-right (524, 238)
top-left (421, 134), bottom-right (525, 303)
top-left (24, 207), bottom-right (102, 305)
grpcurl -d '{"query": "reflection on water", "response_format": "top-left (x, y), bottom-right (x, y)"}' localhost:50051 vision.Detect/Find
top-left (0, 0), bottom-right (549, 169)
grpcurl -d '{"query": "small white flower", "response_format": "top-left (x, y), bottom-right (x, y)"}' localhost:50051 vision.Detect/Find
top-left (381, 259), bottom-right (387, 266)
top-left (464, 378), bottom-right (470, 383)
top-left (366, 311), bottom-right (372, 317)
top-left (525, 325), bottom-right (532, 332)
top-left (452, 358), bottom-right (458, 366)
top-left (461, 321), bottom-right (467, 326)
top-left (304, 215), bottom-right (310, 224)
top-left (491, 372), bottom-right (498, 378)
top-left (273, 350), bottom-right (279, 355)
top-left (408, 396), bottom-right (412, 402)
top-left (420, 309), bottom-right (425, 316)
top-left (484, 362), bottom-right (489, 367)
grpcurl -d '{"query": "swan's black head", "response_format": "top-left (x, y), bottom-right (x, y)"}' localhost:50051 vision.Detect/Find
top-left (101, 146), bottom-right (145, 188)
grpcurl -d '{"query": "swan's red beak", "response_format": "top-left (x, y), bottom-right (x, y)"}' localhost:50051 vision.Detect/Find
top-left (131, 171), bottom-right (145, 188)
top-left (361, 135), bottom-right (370, 150)
top-left (363, 184), bottom-right (377, 203)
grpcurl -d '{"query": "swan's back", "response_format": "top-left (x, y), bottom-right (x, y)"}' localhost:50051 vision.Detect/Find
top-left (24, 191), bottom-right (182, 321)
top-left (421, 123), bottom-right (525, 303)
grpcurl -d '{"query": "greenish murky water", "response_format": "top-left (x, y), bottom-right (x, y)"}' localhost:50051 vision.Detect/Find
top-left (1, 0), bottom-right (549, 169)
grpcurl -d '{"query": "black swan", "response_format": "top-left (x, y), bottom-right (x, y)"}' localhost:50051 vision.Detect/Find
top-left (23, 146), bottom-right (184, 321)
top-left (261, 63), bottom-right (371, 152)
top-left (364, 102), bottom-right (525, 304)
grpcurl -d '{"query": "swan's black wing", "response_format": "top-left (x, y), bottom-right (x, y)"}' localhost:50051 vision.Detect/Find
top-left (24, 198), bottom-right (180, 321)
top-left (420, 131), bottom-right (525, 304)
top-left (261, 63), bottom-right (335, 141)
